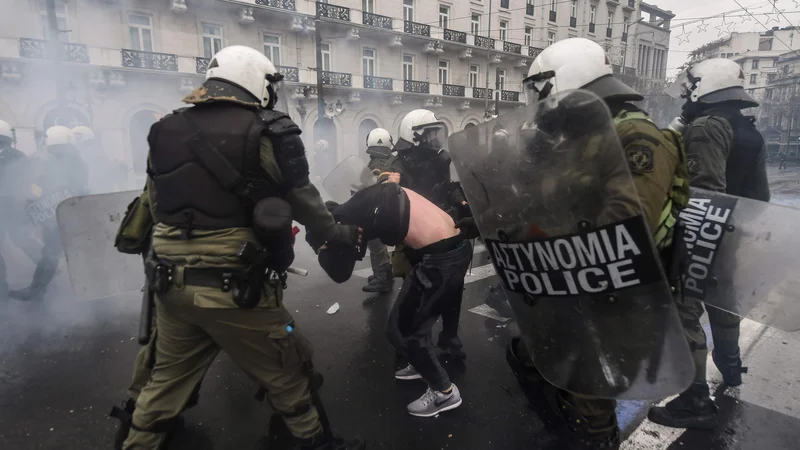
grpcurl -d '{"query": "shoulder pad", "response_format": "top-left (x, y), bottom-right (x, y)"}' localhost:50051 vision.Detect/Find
top-left (163, 107), bottom-right (190, 121)
top-left (259, 110), bottom-right (300, 137)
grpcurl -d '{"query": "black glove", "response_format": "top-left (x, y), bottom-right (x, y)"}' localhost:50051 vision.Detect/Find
top-left (455, 217), bottom-right (480, 240)
top-left (331, 223), bottom-right (362, 248)
top-left (324, 200), bottom-right (340, 214)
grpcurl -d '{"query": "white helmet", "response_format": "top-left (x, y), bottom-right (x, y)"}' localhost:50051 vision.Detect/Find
top-left (45, 125), bottom-right (76, 147)
top-left (72, 125), bottom-right (95, 143)
top-left (0, 120), bottom-right (12, 142)
top-left (524, 37), bottom-right (641, 104)
top-left (205, 45), bottom-right (281, 108)
top-left (314, 139), bottom-right (329, 152)
top-left (667, 58), bottom-right (758, 107)
top-left (366, 128), bottom-right (393, 148)
top-left (397, 109), bottom-right (447, 151)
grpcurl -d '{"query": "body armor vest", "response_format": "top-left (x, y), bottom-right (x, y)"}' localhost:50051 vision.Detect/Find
top-left (147, 103), bottom-right (271, 231)
top-left (708, 108), bottom-right (767, 201)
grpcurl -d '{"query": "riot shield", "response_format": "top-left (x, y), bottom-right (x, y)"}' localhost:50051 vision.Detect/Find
top-left (322, 155), bottom-right (374, 203)
top-left (448, 90), bottom-right (694, 400)
top-left (56, 190), bottom-right (145, 300)
top-left (682, 188), bottom-right (800, 331)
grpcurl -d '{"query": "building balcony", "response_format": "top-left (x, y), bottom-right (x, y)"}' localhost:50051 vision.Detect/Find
top-left (121, 49), bottom-right (178, 71)
top-left (254, 0), bottom-right (297, 11)
top-left (18, 38), bottom-right (89, 63)
top-left (529, 46), bottom-right (544, 58)
top-left (503, 41), bottom-right (522, 54)
top-left (364, 75), bottom-right (393, 90)
top-left (606, 0), bottom-right (620, 6)
top-left (404, 79), bottom-right (430, 94)
top-left (277, 65), bottom-right (299, 82)
top-left (526, 4), bottom-right (534, 15)
top-left (589, 23), bottom-right (596, 34)
top-left (443, 84), bottom-right (465, 97)
top-left (472, 87), bottom-right (494, 99)
top-left (362, 11), bottom-right (392, 29)
top-left (570, 17), bottom-right (577, 28)
top-left (549, 11), bottom-right (557, 22)
top-left (316, 2), bottom-right (350, 21)
top-left (623, 67), bottom-right (636, 76)
top-left (501, 90), bottom-right (520, 102)
top-left (624, 0), bottom-right (637, 11)
top-left (404, 20), bottom-right (431, 37)
top-left (474, 35), bottom-right (495, 49)
top-left (321, 70), bottom-right (352, 86)
top-left (606, 28), bottom-right (613, 38)
top-left (444, 29), bottom-right (467, 44)
top-left (195, 56), bottom-right (209, 74)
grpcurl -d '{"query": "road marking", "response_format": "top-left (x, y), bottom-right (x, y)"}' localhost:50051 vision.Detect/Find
top-left (468, 304), bottom-right (511, 322)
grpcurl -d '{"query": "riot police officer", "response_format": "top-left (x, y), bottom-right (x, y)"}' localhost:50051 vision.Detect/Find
top-left (73, 125), bottom-right (129, 194)
top-left (361, 128), bottom-right (394, 293)
top-left (120, 45), bottom-right (364, 450)
top-left (649, 57), bottom-right (768, 429)
top-left (505, 38), bottom-right (690, 449)
top-left (383, 109), bottom-right (470, 360)
top-left (11, 125), bottom-right (89, 302)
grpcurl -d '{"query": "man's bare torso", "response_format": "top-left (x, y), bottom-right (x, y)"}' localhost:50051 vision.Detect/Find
top-left (403, 187), bottom-right (459, 249)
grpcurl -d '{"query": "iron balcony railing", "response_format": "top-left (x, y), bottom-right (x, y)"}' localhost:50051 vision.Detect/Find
top-left (404, 80), bottom-right (430, 94)
top-left (19, 38), bottom-right (89, 63)
top-left (321, 70), bottom-right (352, 86)
top-left (364, 75), bottom-right (393, 90)
top-left (316, 2), bottom-right (351, 21)
top-left (362, 11), bottom-right (392, 29)
top-left (443, 84), bottom-right (465, 97)
top-left (121, 49), bottom-right (178, 71)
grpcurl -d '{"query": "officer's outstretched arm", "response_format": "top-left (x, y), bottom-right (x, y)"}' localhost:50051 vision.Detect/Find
top-left (684, 116), bottom-right (732, 192)
top-left (259, 135), bottom-right (358, 247)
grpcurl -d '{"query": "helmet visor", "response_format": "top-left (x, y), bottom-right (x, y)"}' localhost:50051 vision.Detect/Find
top-left (523, 70), bottom-right (556, 105)
top-left (416, 125), bottom-right (448, 150)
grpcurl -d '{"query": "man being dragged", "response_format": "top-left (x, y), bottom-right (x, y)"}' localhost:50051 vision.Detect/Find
top-left (306, 179), bottom-right (474, 418)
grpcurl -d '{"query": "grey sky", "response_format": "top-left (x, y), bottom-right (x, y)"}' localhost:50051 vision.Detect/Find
top-left (654, 0), bottom-right (799, 76)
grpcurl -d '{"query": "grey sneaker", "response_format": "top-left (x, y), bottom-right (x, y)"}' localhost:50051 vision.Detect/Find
top-left (395, 364), bottom-right (422, 380)
top-left (407, 385), bottom-right (462, 417)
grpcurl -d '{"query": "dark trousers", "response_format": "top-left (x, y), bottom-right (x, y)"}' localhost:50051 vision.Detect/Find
top-left (387, 240), bottom-right (472, 391)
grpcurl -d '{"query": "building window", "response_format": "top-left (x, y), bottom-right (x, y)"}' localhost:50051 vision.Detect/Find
top-left (362, 48), bottom-right (376, 76)
top-left (547, 31), bottom-right (556, 46)
top-left (438, 60), bottom-right (450, 84)
top-left (469, 64), bottom-right (480, 87)
top-left (471, 13), bottom-right (481, 35)
top-left (767, 73), bottom-right (777, 83)
top-left (128, 14), bottom-right (153, 52)
top-left (526, 0), bottom-right (534, 16)
top-left (403, 0), bottom-right (414, 22)
top-left (589, 5), bottom-right (597, 32)
top-left (499, 21), bottom-right (508, 41)
top-left (501, 0), bottom-right (510, 8)
top-left (439, 5), bottom-right (450, 29)
top-left (497, 69), bottom-right (506, 91)
top-left (525, 27), bottom-right (533, 46)
top-left (550, 0), bottom-right (557, 12)
top-left (38, 0), bottom-right (69, 42)
top-left (608, 12), bottom-right (614, 30)
top-left (362, 0), bottom-right (374, 13)
top-left (402, 54), bottom-right (414, 80)
top-left (752, 59), bottom-right (759, 69)
top-left (263, 34), bottom-right (281, 66)
top-left (571, 0), bottom-right (577, 19)
top-left (749, 74), bottom-right (758, 84)
top-left (202, 24), bottom-right (223, 59)
top-left (624, 16), bottom-right (630, 33)
top-left (320, 41), bottom-right (331, 71)
top-left (765, 88), bottom-right (773, 100)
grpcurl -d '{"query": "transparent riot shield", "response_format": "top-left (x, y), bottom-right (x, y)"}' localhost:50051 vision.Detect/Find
top-left (56, 190), bottom-right (145, 300)
top-left (322, 155), bottom-right (374, 203)
top-left (448, 90), bottom-right (693, 400)
top-left (682, 188), bottom-right (800, 332)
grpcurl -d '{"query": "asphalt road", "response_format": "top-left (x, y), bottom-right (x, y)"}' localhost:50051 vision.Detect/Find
top-left (1, 165), bottom-right (799, 450)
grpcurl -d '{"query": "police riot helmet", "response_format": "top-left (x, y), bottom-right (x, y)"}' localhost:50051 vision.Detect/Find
top-left (0, 119), bottom-right (12, 145)
top-left (366, 128), bottom-right (393, 149)
top-left (204, 45), bottom-right (283, 109)
top-left (524, 37), bottom-right (642, 104)
top-left (667, 58), bottom-right (758, 108)
top-left (45, 125), bottom-right (77, 147)
top-left (72, 125), bottom-right (96, 143)
top-left (396, 109), bottom-right (447, 152)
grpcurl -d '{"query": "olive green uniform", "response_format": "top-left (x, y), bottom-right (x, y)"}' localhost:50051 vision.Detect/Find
top-left (512, 105), bottom-right (687, 445)
top-left (123, 92), bottom-right (354, 449)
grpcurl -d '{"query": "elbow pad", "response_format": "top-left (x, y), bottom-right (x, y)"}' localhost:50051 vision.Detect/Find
top-left (272, 133), bottom-right (310, 189)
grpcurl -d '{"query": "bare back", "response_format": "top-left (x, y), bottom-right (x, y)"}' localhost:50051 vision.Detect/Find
top-left (403, 187), bottom-right (459, 249)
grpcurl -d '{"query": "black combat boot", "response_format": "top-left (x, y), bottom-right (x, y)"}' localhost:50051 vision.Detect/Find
top-left (712, 348), bottom-right (748, 387)
top-left (110, 398), bottom-right (137, 450)
top-left (298, 433), bottom-right (366, 450)
top-left (362, 264), bottom-right (393, 293)
top-left (647, 382), bottom-right (718, 429)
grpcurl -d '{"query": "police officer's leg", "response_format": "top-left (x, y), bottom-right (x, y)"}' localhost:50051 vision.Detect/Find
top-left (363, 238), bottom-right (393, 293)
top-left (648, 295), bottom-right (717, 429)
top-left (706, 305), bottom-right (746, 386)
top-left (123, 293), bottom-right (221, 450)
top-left (14, 223), bottom-right (61, 301)
top-left (558, 392), bottom-right (620, 448)
top-left (0, 229), bottom-right (9, 300)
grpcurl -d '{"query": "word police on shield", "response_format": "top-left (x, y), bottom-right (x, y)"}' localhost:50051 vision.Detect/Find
top-left (27, 189), bottom-right (73, 227)
top-left (488, 217), bottom-right (662, 297)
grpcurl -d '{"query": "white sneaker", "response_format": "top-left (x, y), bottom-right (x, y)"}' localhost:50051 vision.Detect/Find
top-left (407, 384), bottom-right (462, 417)
top-left (394, 364), bottom-right (422, 380)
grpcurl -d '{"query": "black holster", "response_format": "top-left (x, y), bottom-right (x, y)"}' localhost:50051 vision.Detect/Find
top-left (144, 249), bottom-right (175, 294)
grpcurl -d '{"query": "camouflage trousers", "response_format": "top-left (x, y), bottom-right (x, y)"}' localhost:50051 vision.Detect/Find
top-left (123, 287), bottom-right (321, 449)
